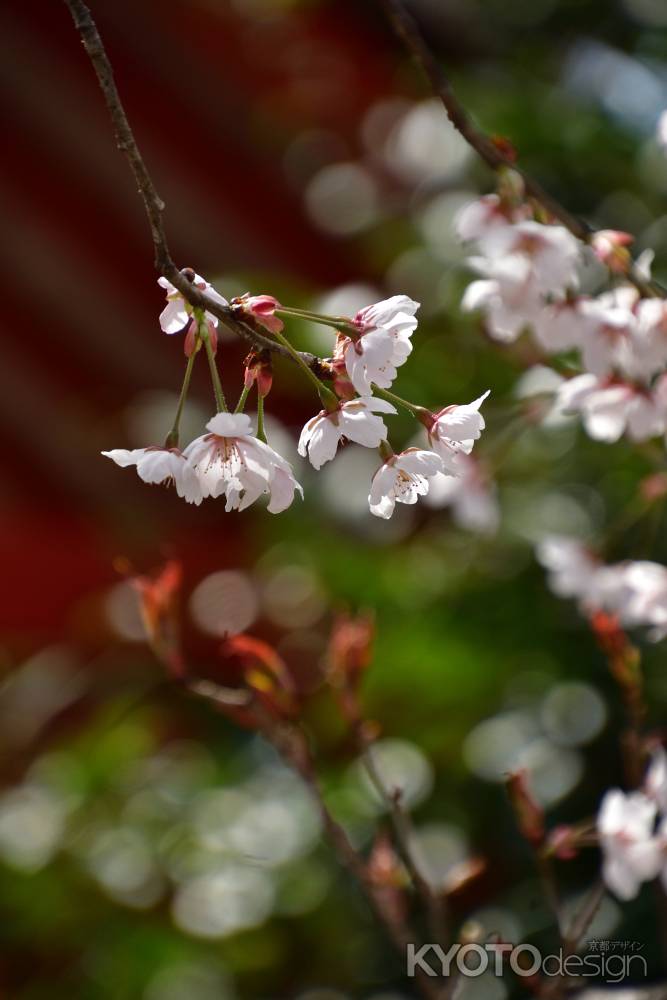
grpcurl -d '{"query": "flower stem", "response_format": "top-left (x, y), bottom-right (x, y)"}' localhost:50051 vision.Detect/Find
top-left (234, 384), bottom-right (250, 414)
top-left (371, 384), bottom-right (430, 422)
top-left (275, 306), bottom-right (353, 331)
top-left (198, 315), bottom-right (227, 413)
top-left (164, 350), bottom-right (196, 448)
top-left (271, 328), bottom-right (339, 411)
top-left (256, 392), bottom-right (267, 443)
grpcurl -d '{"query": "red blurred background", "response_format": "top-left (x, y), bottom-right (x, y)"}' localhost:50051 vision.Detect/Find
top-left (0, 0), bottom-right (411, 645)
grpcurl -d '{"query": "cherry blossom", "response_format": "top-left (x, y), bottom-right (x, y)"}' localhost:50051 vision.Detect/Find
top-left (427, 390), bottom-right (490, 473)
top-left (424, 454), bottom-right (499, 534)
top-left (576, 290), bottom-right (638, 378)
top-left (341, 295), bottom-right (420, 395)
top-left (536, 536), bottom-right (667, 640)
top-left (480, 220), bottom-right (580, 296)
top-left (297, 397), bottom-right (396, 470)
top-left (102, 447), bottom-right (203, 504)
top-left (535, 535), bottom-right (599, 601)
top-left (455, 194), bottom-right (511, 244)
top-left (461, 256), bottom-right (542, 343)
top-left (368, 448), bottom-right (443, 519)
top-left (533, 297), bottom-right (592, 354)
top-left (645, 748), bottom-right (667, 815)
top-left (184, 413), bottom-right (302, 513)
top-left (657, 109), bottom-right (667, 152)
top-left (597, 789), bottom-right (662, 900)
top-left (461, 218), bottom-right (581, 343)
top-left (556, 373), bottom-right (665, 443)
top-left (158, 272), bottom-right (228, 335)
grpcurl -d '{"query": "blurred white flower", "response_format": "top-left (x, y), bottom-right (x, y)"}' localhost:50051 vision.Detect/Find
top-left (455, 194), bottom-right (509, 244)
top-left (535, 535), bottom-right (599, 600)
top-left (555, 373), bottom-right (666, 443)
top-left (656, 109), bottom-right (667, 151)
top-left (425, 455), bottom-right (499, 534)
top-left (597, 789), bottom-right (661, 900)
top-left (645, 748), bottom-right (667, 814)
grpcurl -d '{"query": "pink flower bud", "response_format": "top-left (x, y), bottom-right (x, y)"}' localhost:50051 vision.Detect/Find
top-left (591, 230), bottom-right (634, 273)
top-left (243, 350), bottom-right (273, 398)
top-left (547, 825), bottom-right (579, 860)
top-left (237, 294), bottom-right (284, 333)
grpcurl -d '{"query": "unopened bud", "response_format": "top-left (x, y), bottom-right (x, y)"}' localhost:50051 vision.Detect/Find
top-left (591, 230), bottom-right (634, 274)
top-left (546, 824), bottom-right (579, 861)
top-left (244, 350), bottom-right (273, 398)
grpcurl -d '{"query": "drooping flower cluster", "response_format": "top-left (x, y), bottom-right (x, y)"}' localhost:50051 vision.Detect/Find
top-left (104, 413), bottom-right (302, 513)
top-left (458, 185), bottom-right (667, 447)
top-left (597, 749), bottom-right (667, 899)
top-left (536, 535), bottom-right (667, 641)
top-left (104, 278), bottom-right (490, 519)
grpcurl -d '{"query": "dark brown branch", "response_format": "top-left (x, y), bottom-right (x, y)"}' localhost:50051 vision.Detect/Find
top-left (379, 0), bottom-right (662, 299)
top-left (62, 0), bottom-right (325, 372)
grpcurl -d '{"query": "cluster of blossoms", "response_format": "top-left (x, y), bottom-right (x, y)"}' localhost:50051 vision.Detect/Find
top-left (536, 535), bottom-right (667, 641)
top-left (103, 276), bottom-right (489, 519)
top-left (597, 749), bottom-right (667, 900)
top-left (458, 187), bottom-right (667, 446)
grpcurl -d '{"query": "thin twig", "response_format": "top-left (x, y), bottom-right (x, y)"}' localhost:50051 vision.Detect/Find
top-left (361, 738), bottom-right (451, 947)
top-left (189, 681), bottom-right (444, 1000)
top-left (62, 0), bottom-right (327, 372)
top-left (378, 0), bottom-right (662, 299)
top-left (563, 879), bottom-right (606, 956)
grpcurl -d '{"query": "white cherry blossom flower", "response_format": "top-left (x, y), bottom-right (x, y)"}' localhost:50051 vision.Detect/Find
top-left (341, 295), bottom-right (420, 394)
top-left (425, 454), bottom-right (499, 535)
top-left (368, 448), bottom-right (443, 519)
top-left (477, 220), bottom-right (581, 296)
top-left (657, 110), bottom-right (667, 152)
top-left (556, 374), bottom-right (665, 443)
top-left (428, 391), bottom-right (490, 473)
top-left (533, 298), bottom-right (593, 353)
top-left (576, 292), bottom-right (638, 378)
top-left (631, 299), bottom-right (667, 380)
top-left (184, 413), bottom-right (302, 513)
top-left (597, 789), bottom-right (662, 900)
top-left (645, 748), bottom-right (667, 814)
top-left (462, 256), bottom-right (542, 343)
top-left (455, 194), bottom-right (510, 244)
top-left (297, 396), bottom-right (396, 470)
top-left (536, 535), bottom-right (600, 601)
top-left (616, 560), bottom-right (667, 639)
top-left (102, 447), bottom-right (203, 504)
top-left (158, 272), bottom-right (228, 335)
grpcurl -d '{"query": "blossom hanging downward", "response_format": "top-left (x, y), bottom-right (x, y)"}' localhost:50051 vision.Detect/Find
top-left (597, 789), bottom-right (662, 900)
top-left (369, 448), bottom-right (443, 519)
top-left (556, 373), bottom-right (667, 443)
top-left (340, 295), bottom-right (420, 395)
top-left (298, 397), bottom-right (397, 470)
top-left (184, 413), bottom-right (302, 513)
top-left (102, 447), bottom-right (203, 504)
top-left (157, 270), bottom-right (228, 335)
top-left (427, 390), bottom-right (490, 474)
